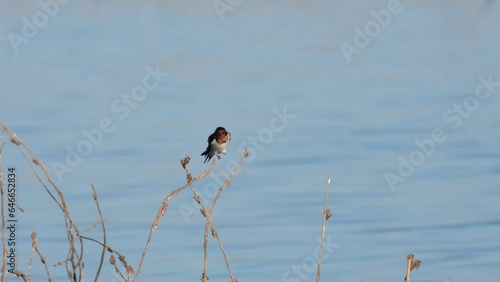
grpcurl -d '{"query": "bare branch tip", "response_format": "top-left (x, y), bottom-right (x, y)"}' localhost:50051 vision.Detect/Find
top-left (180, 156), bottom-right (191, 169)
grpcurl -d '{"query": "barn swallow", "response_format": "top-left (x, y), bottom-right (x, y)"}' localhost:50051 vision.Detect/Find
top-left (201, 127), bottom-right (231, 163)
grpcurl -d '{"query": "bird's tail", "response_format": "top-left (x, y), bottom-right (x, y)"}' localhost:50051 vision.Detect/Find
top-left (201, 150), bottom-right (210, 163)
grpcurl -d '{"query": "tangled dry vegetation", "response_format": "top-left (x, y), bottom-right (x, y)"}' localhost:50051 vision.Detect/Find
top-left (0, 122), bottom-right (334, 282)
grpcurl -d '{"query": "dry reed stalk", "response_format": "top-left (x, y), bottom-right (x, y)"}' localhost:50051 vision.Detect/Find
top-left (183, 179), bottom-right (215, 281)
top-left (28, 231), bottom-right (37, 280)
top-left (14, 269), bottom-right (28, 282)
top-left (181, 150), bottom-right (248, 282)
top-left (90, 183), bottom-right (106, 282)
top-left (31, 231), bottom-right (53, 282)
top-left (200, 149), bottom-right (248, 282)
top-left (132, 155), bottom-right (221, 282)
top-left (110, 254), bottom-right (127, 281)
top-left (0, 141), bottom-right (8, 281)
top-left (35, 248), bottom-right (52, 282)
top-left (405, 254), bottom-right (413, 282)
top-left (79, 235), bottom-right (129, 281)
top-left (404, 254), bottom-right (421, 282)
top-left (316, 177), bottom-right (332, 282)
top-left (1, 122), bottom-right (85, 281)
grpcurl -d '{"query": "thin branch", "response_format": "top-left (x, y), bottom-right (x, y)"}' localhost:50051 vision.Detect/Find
top-left (316, 177), bottom-right (332, 282)
top-left (132, 157), bottom-right (220, 282)
top-left (33, 233), bottom-right (53, 282)
top-left (404, 254), bottom-right (421, 282)
top-left (91, 183), bottom-right (107, 282)
top-left (202, 149), bottom-right (249, 282)
top-left (14, 269), bottom-right (28, 282)
top-left (405, 254), bottom-right (413, 282)
top-left (28, 231), bottom-right (36, 280)
top-left (180, 159), bottom-right (214, 282)
top-left (1, 122), bottom-right (84, 281)
top-left (202, 205), bottom-right (210, 282)
top-left (207, 149), bottom-right (249, 216)
top-left (109, 255), bottom-right (127, 282)
top-left (29, 230), bottom-right (53, 281)
top-left (79, 235), bottom-right (129, 281)
top-left (79, 236), bottom-right (126, 260)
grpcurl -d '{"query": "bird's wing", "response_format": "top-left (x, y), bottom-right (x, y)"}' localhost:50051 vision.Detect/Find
top-left (207, 132), bottom-right (217, 144)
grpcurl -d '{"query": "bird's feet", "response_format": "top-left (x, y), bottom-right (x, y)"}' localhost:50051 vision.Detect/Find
top-left (217, 151), bottom-right (227, 160)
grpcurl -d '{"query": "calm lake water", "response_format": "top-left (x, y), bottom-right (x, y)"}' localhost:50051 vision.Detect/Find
top-left (1, 1), bottom-right (500, 281)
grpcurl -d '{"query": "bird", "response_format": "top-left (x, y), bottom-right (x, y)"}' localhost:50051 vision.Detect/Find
top-left (201, 127), bottom-right (231, 163)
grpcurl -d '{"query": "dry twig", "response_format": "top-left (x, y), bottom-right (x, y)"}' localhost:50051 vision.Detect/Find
top-left (90, 183), bottom-right (107, 282)
top-left (202, 149), bottom-right (248, 282)
top-left (316, 177), bottom-right (332, 282)
top-left (1, 122), bottom-right (84, 281)
top-left (404, 254), bottom-right (421, 282)
top-left (132, 154), bottom-right (221, 282)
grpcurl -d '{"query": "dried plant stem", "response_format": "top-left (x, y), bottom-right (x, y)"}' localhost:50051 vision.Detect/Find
top-left (28, 232), bottom-right (36, 280)
top-left (0, 142), bottom-right (8, 282)
top-left (79, 235), bottom-right (130, 281)
top-left (187, 184), bottom-right (232, 282)
top-left (15, 269), bottom-right (28, 282)
top-left (207, 216), bottom-right (232, 280)
top-left (109, 254), bottom-right (127, 282)
top-left (1, 122), bottom-right (84, 281)
top-left (33, 237), bottom-right (52, 282)
top-left (202, 149), bottom-right (248, 282)
top-left (186, 183), bottom-right (213, 282)
top-left (405, 254), bottom-right (413, 282)
top-left (207, 149), bottom-right (248, 215)
top-left (91, 184), bottom-right (106, 282)
top-left (316, 177), bottom-right (332, 282)
top-left (132, 157), bottom-right (220, 282)
top-left (404, 254), bottom-right (421, 281)
top-left (79, 236), bottom-right (126, 261)
top-left (29, 230), bottom-right (52, 281)
top-left (182, 150), bottom-right (247, 282)
top-left (203, 221), bottom-right (209, 282)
